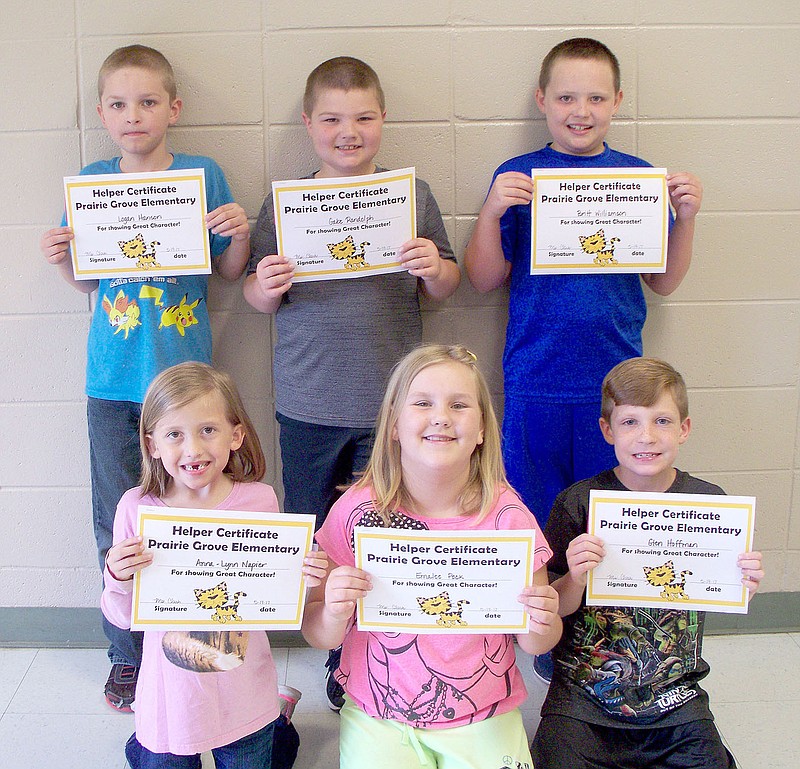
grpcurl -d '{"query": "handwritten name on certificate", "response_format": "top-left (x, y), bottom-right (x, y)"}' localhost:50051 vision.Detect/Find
top-left (64, 169), bottom-right (211, 280)
top-left (354, 528), bottom-right (536, 634)
top-left (131, 507), bottom-right (315, 630)
top-left (586, 491), bottom-right (756, 614)
top-left (531, 168), bottom-right (668, 275)
top-left (272, 168), bottom-right (416, 282)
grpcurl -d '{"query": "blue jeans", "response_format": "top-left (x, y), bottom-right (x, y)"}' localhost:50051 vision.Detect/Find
top-left (502, 397), bottom-right (616, 528)
top-left (125, 720), bottom-right (275, 769)
top-left (277, 412), bottom-right (373, 530)
top-left (87, 396), bottom-right (144, 667)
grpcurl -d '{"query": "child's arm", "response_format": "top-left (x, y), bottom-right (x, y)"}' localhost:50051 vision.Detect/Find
top-left (243, 255), bottom-right (294, 314)
top-left (301, 561), bottom-right (372, 650)
top-left (101, 535), bottom-right (154, 630)
top-left (551, 533), bottom-right (606, 617)
top-left (738, 551), bottom-right (764, 598)
top-left (207, 203), bottom-right (251, 281)
top-left (642, 172), bottom-right (703, 296)
top-left (464, 171), bottom-right (533, 292)
top-left (40, 227), bottom-right (98, 293)
top-left (399, 237), bottom-right (460, 300)
top-left (516, 565), bottom-right (562, 655)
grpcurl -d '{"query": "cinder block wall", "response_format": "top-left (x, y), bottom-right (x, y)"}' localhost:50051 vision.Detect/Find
top-left (1, 2), bottom-right (798, 611)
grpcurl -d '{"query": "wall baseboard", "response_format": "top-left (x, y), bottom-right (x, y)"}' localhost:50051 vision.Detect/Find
top-left (1, 593), bottom-right (797, 648)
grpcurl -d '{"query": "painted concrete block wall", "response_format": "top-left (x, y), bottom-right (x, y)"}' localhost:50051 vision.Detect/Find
top-left (1, 2), bottom-right (798, 608)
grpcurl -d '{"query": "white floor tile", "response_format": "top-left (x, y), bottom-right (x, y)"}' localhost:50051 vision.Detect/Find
top-left (271, 646), bottom-right (289, 685)
top-left (0, 712), bottom-right (132, 769)
top-left (701, 632), bottom-right (800, 703)
top-left (292, 711), bottom-right (340, 769)
top-left (713, 700), bottom-right (800, 769)
top-left (6, 648), bottom-right (110, 715)
top-left (0, 633), bottom-right (797, 769)
top-left (285, 646), bottom-right (333, 714)
top-left (0, 649), bottom-right (37, 714)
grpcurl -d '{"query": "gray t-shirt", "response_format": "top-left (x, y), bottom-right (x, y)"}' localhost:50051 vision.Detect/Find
top-left (248, 168), bottom-right (454, 427)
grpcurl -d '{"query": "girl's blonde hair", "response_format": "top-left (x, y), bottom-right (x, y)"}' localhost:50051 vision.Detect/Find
top-left (139, 362), bottom-right (265, 497)
top-left (355, 344), bottom-right (506, 524)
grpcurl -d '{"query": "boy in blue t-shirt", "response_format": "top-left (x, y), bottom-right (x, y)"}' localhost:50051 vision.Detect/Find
top-left (40, 45), bottom-right (250, 711)
top-left (464, 38), bottom-right (703, 531)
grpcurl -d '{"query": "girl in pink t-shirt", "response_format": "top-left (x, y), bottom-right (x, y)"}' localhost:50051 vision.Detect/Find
top-left (102, 362), bottom-right (326, 768)
top-left (303, 344), bottom-right (563, 769)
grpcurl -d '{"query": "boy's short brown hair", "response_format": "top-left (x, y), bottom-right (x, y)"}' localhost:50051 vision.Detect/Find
top-left (98, 44), bottom-right (177, 101)
top-left (539, 37), bottom-right (621, 94)
top-left (303, 56), bottom-right (385, 114)
top-left (601, 357), bottom-right (689, 422)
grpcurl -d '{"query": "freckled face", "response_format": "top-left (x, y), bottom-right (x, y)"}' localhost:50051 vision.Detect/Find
top-left (536, 57), bottom-right (622, 156)
top-left (600, 393), bottom-right (690, 492)
top-left (302, 87), bottom-right (385, 178)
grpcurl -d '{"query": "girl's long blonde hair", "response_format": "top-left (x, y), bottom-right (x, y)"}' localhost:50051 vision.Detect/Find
top-left (354, 344), bottom-right (506, 524)
top-left (139, 362), bottom-right (265, 497)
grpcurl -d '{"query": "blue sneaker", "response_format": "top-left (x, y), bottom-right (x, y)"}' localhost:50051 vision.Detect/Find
top-left (533, 652), bottom-right (553, 684)
top-left (325, 647), bottom-right (345, 712)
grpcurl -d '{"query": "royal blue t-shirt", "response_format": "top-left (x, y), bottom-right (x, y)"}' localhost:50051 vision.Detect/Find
top-left (65, 154), bottom-right (233, 402)
top-left (494, 143), bottom-right (673, 402)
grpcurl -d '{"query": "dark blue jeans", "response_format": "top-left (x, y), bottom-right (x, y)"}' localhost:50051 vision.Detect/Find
top-left (87, 396), bottom-right (144, 667)
top-left (276, 412), bottom-right (373, 530)
top-left (125, 719), bottom-right (275, 769)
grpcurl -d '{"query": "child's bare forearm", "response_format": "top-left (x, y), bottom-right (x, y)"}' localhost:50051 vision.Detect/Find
top-left (215, 237), bottom-right (251, 281)
top-left (643, 217), bottom-right (695, 296)
top-left (58, 261), bottom-right (98, 293)
top-left (301, 600), bottom-right (350, 650)
top-left (464, 212), bottom-right (511, 292)
top-left (516, 612), bottom-right (562, 656)
top-left (420, 257), bottom-right (461, 300)
top-left (552, 572), bottom-right (587, 618)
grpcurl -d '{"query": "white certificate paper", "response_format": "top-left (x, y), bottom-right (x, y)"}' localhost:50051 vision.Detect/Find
top-left (531, 167), bottom-right (668, 274)
top-left (64, 169), bottom-right (211, 280)
top-left (586, 491), bottom-right (756, 613)
top-left (272, 168), bottom-right (416, 282)
top-left (354, 528), bottom-right (536, 634)
top-left (132, 507), bottom-right (315, 630)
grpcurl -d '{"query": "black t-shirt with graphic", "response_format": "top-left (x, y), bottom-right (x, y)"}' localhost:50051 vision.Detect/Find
top-left (542, 469), bottom-right (724, 727)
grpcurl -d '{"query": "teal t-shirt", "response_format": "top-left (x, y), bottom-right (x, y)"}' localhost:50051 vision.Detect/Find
top-left (70, 154), bottom-right (233, 402)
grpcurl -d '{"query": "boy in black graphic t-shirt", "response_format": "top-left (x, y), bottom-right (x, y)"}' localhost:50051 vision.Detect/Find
top-left (532, 358), bottom-right (764, 769)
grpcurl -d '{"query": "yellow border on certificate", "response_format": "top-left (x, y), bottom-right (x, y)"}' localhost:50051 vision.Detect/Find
top-left (132, 511), bottom-right (314, 628)
top-left (273, 171), bottom-right (416, 278)
top-left (531, 170), bottom-right (668, 272)
top-left (354, 530), bottom-right (534, 632)
top-left (65, 172), bottom-right (211, 278)
top-left (587, 495), bottom-right (755, 610)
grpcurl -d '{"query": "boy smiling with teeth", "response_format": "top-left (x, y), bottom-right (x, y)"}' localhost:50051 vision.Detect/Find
top-left (531, 357), bottom-right (763, 769)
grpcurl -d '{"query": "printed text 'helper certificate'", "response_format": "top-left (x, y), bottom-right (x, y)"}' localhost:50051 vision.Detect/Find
top-left (132, 507), bottom-right (315, 630)
top-left (64, 169), bottom-right (211, 280)
top-left (272, 168), bottom-right (416, 282)
top-left (586, 490), bottom-right (755, 613)
top-left (531, 167), bottom-right (668, 275)
top-left (354, 528), bottom-right (536, 634)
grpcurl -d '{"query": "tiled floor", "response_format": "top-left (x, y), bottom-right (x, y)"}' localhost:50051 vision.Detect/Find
top-left (0, 633), bottom-right (797, 768)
